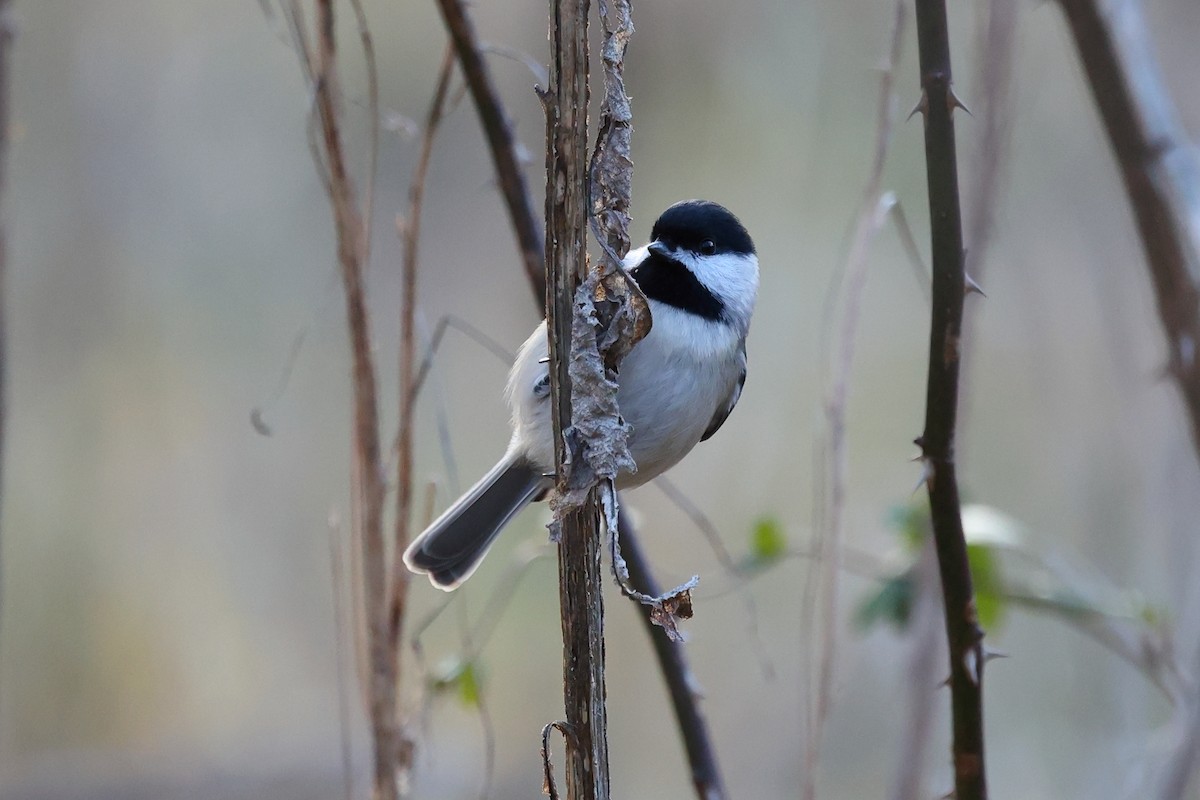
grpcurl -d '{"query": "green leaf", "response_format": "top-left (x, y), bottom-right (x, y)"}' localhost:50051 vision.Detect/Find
top-left (967, 542), bottom-right (1007, 630)
top-left (749, 517), bottom-right (786, 565)
top-left (429, 658), bottom-right (484, 709)
top-left (856, 573), bottom-right (915, 631)
top-left (456, 661), bottom-right (482, 708)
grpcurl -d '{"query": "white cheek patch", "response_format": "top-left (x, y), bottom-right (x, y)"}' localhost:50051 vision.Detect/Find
top-left (679, 251), bottom-right (759, 331)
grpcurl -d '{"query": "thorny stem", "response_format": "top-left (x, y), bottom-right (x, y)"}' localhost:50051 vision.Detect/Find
top-left (434, 0), bottom-right (547, 305)
top-left (912, 1), bottom-right (987, 799)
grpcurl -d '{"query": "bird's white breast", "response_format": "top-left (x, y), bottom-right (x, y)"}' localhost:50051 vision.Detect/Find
top-left (505, 300), bottom-right (742, 488)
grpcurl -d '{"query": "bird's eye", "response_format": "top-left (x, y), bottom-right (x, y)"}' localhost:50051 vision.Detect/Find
top-left (698, 240), bottom-right (717, 256)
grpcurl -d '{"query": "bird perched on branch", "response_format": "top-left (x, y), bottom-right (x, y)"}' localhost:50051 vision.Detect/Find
top-left (405, 200), bottom-right (759, 589)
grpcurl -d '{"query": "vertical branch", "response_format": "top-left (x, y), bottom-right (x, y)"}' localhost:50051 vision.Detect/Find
top-left (387, 46), bottom-right (457, 785)
top-left (543, 0), bottom-right (610, 798)
top-left (433, 0), bottom-right (546, 305)
top-left (308, 2), bottom-right (398, 798)
top-left (429, 0), bottom-right (725, 792)
top-left (912, 1), bottom-right (987, 799)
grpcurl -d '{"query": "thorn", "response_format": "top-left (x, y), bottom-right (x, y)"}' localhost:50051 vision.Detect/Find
top-left (542, 472), bottom-right (556, 479)
top-left (938, 674), bottom-right (951, 689)
top-left (906, 90), bottom-right (928, 121)
top-left (983, 648), bottom-right (1009, 663)
top-left (948, 86), bottom-right (972, 116)
top-left (964, 273), bottom-right (987, 297)
top-left (911, 458), bottom-right (934, 495)
top-left (538, 356), bottom-right (550, 364)
top-left (963, 649), bottom-right (981, 686)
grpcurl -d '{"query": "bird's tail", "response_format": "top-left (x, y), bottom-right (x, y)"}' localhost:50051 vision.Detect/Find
top-left (403, 455), bottom-right (550, 590)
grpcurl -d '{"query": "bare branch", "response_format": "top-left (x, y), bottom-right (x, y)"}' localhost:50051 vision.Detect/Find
top-left (543, 0), bottom-right (611, 796)
top-left (617, 512), bottom-right (728, 800)
top-left (384, 45), bottom-right (457, 788)
top-left (433, 0), bottom-right (546, 305)
top-left (912, 1), bottom-right (988, 797)
top-left (429, 0), bottom-right (721, 791)
top-left (306, 1), bottom-right (398, 796)
top-left (348, 0), bottom-right (379, 271)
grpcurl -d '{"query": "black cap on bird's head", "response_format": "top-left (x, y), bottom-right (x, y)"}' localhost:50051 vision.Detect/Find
top-left (631, 199), bottom-right (759, 330)
top-left (649, 199), bottom-right (756, 258)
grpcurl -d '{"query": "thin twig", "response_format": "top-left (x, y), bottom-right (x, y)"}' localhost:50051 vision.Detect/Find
top-left (433, 0), bottom-right (546, 305)
top-left (408, 314), bottom-right (515, 411)
top-left (541, 721), bottom-right (575, 800)
top-left (348, 0), bottom-right (378, 272)
top-left (307, 1), bottom-right (398, 797)
top-left (386, 44), bottom-right (457, 788)
top-left (805, 7), bottom-right (905, 798)
top-left (912, 1), bottom-right (988, 798)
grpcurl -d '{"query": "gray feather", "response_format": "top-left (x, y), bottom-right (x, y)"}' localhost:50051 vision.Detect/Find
top-left (701, 339), bottom-right (747, 442)
top-left (403, 456), bottom-right (550, 590)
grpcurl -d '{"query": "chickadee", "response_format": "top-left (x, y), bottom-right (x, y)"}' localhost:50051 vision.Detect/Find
top-left (405, 199), bottom-right (759, 589)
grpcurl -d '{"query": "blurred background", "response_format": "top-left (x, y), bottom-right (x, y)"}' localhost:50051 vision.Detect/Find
top-left (4, 0), bottom-right (1200, 798)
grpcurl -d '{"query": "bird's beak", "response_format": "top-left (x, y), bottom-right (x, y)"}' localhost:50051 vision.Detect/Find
top-left (648, 240), bottom-right (671, 258)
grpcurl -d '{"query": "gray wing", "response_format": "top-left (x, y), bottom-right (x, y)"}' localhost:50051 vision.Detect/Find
top-left (700, 340), bottom-right (747, 442)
